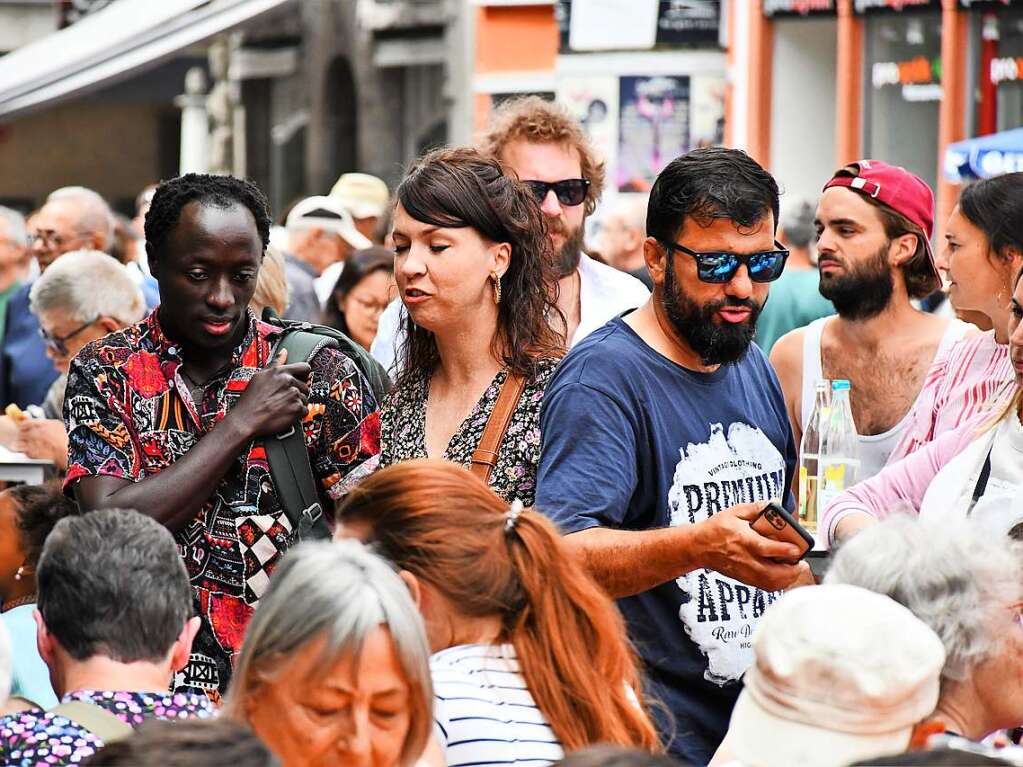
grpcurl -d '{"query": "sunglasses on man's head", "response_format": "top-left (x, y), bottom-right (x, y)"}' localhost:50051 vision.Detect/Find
top-left (658, 239), bottom-right (789, 284)
top-left (524, 179), bottom-right (590, 207)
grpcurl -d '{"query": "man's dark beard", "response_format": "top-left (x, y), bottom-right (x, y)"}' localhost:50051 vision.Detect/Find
top-left (551, 220), bottom-right (584, 277)
top-left (661, 257), bottom-right (762, 366)
top-left (818, 242), bottom-right (894, 321)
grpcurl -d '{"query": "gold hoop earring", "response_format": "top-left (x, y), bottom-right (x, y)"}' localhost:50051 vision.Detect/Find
top-left (491, 273), bottom-right (502, 305)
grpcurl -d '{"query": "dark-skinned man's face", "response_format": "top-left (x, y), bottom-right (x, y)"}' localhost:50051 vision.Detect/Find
top-left (148, 201), bottom-right (263, 355)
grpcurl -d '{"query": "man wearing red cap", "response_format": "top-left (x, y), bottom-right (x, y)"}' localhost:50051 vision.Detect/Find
top-left (771, 161), bottom-right (968, 483)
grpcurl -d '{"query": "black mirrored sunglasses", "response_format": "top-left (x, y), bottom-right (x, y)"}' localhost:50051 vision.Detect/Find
top-left (659, 240), bottom-right (789, 284)
top-left (524, 178), bottom-right (590, 207)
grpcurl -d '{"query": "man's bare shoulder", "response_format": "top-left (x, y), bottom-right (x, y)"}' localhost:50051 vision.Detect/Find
top-left (769, 326), bottom-right (806, 375)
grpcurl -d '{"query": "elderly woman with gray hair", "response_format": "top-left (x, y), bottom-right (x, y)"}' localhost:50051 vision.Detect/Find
top-left (826, 514), bottom-right (1023, 741)
top-left (225, 539), bottom-right (434, 767)
top-left (0, 250), bottom-right (146, 469)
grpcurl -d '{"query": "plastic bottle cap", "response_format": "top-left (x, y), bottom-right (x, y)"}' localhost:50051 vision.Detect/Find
top-left (832, 379), bottom-right (851, 391)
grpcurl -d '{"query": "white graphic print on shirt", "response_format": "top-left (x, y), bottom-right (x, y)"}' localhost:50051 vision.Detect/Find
top-left (667, 422), bottom-right (786, 685)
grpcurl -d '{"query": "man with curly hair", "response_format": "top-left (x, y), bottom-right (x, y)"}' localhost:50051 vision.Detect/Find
top-left (371, 96), bottom-right (650, 374)
top-left (63, 174), bottom-right (381, 701)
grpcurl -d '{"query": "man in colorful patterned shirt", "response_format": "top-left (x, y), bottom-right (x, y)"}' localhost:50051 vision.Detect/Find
top-left (63, 175), bottom-right (380, 701)
top-left (0, 509), bottom-right (214, 767)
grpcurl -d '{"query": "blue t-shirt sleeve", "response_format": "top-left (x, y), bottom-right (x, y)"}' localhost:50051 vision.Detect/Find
top-left (536, 380), bottom-right (638, 533)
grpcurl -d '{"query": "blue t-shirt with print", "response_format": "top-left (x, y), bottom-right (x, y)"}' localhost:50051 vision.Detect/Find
top-left (536, 316), bottom-right (796, 766)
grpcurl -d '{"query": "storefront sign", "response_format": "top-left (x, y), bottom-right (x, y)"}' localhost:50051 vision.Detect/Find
top-left (991, 56), bottom-right (1023, 86)
top-left (763, 0), bottom-right (835, 16)
top-left (959, 1), bottom-right (1017, 9)
top-left (854, 0), bottom-right (939, 13)
top-left (872, 56), bottom-right (940, 87)
top-left (872, 56), bottom-right (942, 101)
top-left (557, 0), bottom-right (720, 51)
top-left (656, 0), bottom-right (720, 43)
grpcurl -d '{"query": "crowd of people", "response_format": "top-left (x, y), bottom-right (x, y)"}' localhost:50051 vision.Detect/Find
top-left (0, 93), bottom-right (1020, 767)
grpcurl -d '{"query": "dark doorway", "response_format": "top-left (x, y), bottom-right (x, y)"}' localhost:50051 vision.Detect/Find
top-left (324, 56), bottom-right (358, 181)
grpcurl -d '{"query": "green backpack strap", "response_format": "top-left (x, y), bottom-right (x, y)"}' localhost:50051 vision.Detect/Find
top-left (51, 700), bottom-right (134, 744)
top-left (259, 308), bottom-right (390, 403)
top-left (263, 329), bottom-right (336, 541)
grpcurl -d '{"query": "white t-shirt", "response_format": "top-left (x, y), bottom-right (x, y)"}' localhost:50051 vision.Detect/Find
top-left (431, 643), bottom-right (563, 767)
top-left (370, 253), bottom-right (650, 375)
top-left (968, 414), bottom-right (1023, 537)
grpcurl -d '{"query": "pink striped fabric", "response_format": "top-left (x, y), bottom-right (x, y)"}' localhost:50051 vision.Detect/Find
top-left (886, 330), bottom-right (1014, 465)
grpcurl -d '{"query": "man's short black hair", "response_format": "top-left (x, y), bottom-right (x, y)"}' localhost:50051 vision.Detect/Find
top-left (646, 147), bottom-right (780, 245)
top-left (37, 508), bottom-right (192, 663)
top-left (144, 173), bottom-right (272, 260)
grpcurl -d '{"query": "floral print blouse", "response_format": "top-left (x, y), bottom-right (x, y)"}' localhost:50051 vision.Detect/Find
top-left (0, 689), bottom-right (214, 766)
top-left (380, 359), bottom-right (560, 505)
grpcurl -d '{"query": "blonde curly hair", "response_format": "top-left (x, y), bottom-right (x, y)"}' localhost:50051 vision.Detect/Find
top-left (481, 96), bottom-right (606, 216)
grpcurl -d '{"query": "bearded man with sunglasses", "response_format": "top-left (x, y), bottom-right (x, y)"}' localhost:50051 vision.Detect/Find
top-left (370, 96), bottom-right (649, 374)
top-left (537, 147), bottom-right (808, 766)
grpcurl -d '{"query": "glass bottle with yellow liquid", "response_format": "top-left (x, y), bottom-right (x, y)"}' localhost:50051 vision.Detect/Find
top-left (798, 380), bottom-right (830, 539)
top-left (817, 379), bottom-right (861, 535)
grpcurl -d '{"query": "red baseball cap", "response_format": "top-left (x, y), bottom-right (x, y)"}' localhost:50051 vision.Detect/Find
top-left (823, 159), bottom-right (940, 284)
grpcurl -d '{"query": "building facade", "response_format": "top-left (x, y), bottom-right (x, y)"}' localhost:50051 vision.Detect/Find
top-left (731, 0), bottom-right (1023, 238)
top-left (0, 0), bottom-right (455, 218)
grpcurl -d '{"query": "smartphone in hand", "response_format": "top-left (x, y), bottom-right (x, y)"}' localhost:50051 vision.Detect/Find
top-left (750, 502), bottom-right (814, 561)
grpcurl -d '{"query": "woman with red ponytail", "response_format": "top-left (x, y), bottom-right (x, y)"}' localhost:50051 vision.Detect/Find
top-left (336, 459), bottom-right (661, 766)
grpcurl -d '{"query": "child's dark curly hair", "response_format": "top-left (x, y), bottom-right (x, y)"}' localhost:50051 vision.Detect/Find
top-left (11, 481), bottom-right (80, 568)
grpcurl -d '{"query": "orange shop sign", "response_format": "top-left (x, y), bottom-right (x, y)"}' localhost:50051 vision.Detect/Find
top-left (871, 56), bottom-right (940, 89)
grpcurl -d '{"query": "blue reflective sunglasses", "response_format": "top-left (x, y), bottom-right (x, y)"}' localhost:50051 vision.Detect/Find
top-left (659, 239), bottom-right (789, 284)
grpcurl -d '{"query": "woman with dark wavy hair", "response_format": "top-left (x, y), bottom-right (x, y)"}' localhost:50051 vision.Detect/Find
top-left (382, 146), bottom-right (563, 504)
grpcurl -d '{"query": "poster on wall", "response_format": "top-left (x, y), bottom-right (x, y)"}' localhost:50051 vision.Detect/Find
top-left (616, 74), bottom-right (725, 193)
top-left (690, 74), bottom-right (726, 148)
top-left (557, 76), bottom-right (620, 181)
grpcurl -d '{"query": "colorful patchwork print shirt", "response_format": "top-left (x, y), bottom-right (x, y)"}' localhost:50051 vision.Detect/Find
top-left (0, 689), bottom-right (214, 766)
top-left (63, 311), bottom-right (380, 701)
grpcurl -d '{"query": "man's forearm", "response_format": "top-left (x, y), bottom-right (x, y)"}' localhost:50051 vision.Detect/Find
top-left (75, 414), bottom-right (253, 532)
top-left (561, 525), bottom-right (703, 599)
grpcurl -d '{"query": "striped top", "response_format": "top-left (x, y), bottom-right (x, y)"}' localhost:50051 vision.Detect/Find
top-left (431, 643), bottom-right (563, 767)
top-left (886, 330), bottom-right (1014, 465)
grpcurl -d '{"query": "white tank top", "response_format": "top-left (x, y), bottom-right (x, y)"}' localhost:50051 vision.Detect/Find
top-left (799, 315), bottom-right (968, 481)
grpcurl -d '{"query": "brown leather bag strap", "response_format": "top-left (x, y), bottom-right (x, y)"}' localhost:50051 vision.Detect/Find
top-left (470, 371), bottom-right (528, 484)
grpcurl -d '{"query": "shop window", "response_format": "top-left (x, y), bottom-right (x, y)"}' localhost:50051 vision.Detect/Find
top-left (864, 11), bottom-right (943, 193)
top-left (984, 10), bottom-right (1023, 134)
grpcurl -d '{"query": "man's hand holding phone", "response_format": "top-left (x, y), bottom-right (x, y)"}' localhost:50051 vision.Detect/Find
top-left (694, 502), bottom-right (807, 593)
top-left (750, 502), bottom-right (814, 560)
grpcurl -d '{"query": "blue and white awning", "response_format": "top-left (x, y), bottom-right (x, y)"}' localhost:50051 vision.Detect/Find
top-left (944, 128), bottom-right (1023, 183)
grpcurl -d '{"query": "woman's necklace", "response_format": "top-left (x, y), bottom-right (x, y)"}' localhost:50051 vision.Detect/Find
top-left (2, 594), bottom-right (36, 612)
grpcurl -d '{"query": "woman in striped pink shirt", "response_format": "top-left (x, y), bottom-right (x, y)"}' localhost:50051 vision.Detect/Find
top-left (886, 174), bottom-right (1023, 465)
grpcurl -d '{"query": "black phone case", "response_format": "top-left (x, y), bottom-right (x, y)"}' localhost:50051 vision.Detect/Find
top-left (755, 502), bottom-right (815, 558)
